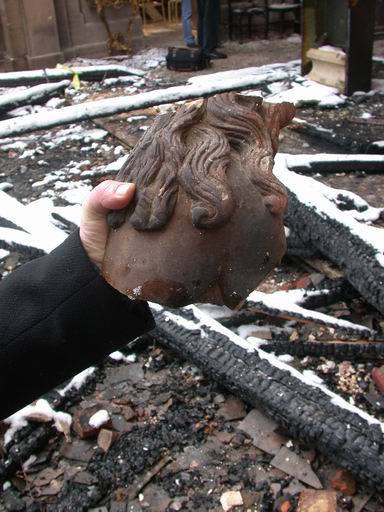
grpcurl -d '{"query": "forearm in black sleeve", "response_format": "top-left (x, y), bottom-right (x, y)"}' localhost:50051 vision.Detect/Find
top-left (0, 230), bottom-right (155, 420)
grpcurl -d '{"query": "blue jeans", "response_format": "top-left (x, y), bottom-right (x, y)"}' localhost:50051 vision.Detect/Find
top-left (182, 0), bottom-right (195, 45)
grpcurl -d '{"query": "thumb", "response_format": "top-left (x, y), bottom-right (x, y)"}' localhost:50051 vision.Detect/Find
top-left (80, 180), bottom-right (135, 267)
top-left (81, 180), bottom-right (135, 224)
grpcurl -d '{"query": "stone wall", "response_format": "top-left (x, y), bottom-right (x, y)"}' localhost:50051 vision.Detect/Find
top-left (0, 0), bottom-right (143, 71)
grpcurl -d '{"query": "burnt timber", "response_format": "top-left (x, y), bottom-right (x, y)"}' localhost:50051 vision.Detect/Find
top-left (152, 304), bottom-right (384, 491)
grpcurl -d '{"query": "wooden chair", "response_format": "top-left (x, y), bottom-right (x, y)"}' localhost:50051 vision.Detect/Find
top-left (228, 0), bottom-right (301, 41)
top-left (140, 0), bottom-right (167, 25)
top-left (168, 0), bottom-right (181, 22)
top-left (228, 0), bottom-right (265, 41)
top-left (264, 0), bottom-right (301, 39)
top-left (247, 0), bottom-right (268, 39)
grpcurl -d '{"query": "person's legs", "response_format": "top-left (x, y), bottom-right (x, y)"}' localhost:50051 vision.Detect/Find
top-left (203, 0), bottom-right (219, 53)
top-left (181, 0), bottom-right (195, 45)
top-left (199, 0), bottom-right (227, 58)
top-left (196, 0), bottom-right (206, 48)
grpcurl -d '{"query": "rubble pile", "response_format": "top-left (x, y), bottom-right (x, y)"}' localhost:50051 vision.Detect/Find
top-left (0, 48), bottom-right (384, 511)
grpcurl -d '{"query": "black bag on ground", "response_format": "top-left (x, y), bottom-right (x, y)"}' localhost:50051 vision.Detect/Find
top-left (166, 47), bottom-right (210, 71)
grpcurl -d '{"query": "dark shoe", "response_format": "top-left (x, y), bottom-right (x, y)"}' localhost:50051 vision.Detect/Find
top-left (204, 50), bottom-right (227, 60)
top-left (187, 42), bottom-right (198, 48)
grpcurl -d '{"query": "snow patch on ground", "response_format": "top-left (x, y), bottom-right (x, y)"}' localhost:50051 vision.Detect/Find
top-left (59, 183), bottom-right (92, 205)
top-left (0, 247), bottom-right (9, 258)
top-left (72, 48), bottom-right (166, 72)
top-left (267, 79), bottom-right (346, 107)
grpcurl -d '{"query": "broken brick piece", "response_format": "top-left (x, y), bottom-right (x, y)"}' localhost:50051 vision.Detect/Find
top-left (372, 366), bottom-right (384, 394)
top-left (298, 490), bottom-right (337, 512)
top-left (274, 495), bottom-right (296, 512)
top-left (220, 491), bottom-right (243, 511)
top-left (330, 468), bottom-right (356, 496)
top-left (280, 274), bottom-right (312, 291)
top-left (97, 429), bottom-right (119, 452)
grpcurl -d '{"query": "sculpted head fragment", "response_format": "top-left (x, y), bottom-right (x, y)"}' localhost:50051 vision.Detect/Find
top-left (102, 92), bottom-right (295, 309)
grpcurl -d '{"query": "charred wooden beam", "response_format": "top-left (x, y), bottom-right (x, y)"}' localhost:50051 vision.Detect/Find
top-left (289, 117), bottom-right (341, 147)
top-left (260, 340), bottom-right (384, 361)
top-left (275, 156), bottom-right (384, 315)
top-left (286, 229), bottom-right (320, 259)
top-left (221, 279), bottom-right (360, 330)
top-left (0, 191), bottom-right (67, 256)
top-left (0, 423), bottom-right (56, 482)
top-left (286, 154), bottom-right (384, 175)
top-left (152, 304), bottom-right (384, 491)
top-left (289, 119), bottom-right (384, 154)
top-left (0, 70), bottom-right (292, 138)
top-left (0, 65), bottom-right (144, 87)
top-left (0, 81), bottom-right (70, 116)
top-left (218, 310), bottom-right (266, 329)
top-left (297, 278), bottom-right (359, 309)
top-left (245, 290), bottom-right (373, 338)
top-left (0, 237), bottom-right (45, 259)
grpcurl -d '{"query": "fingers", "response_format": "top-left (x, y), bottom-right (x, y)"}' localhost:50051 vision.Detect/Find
top-left (82, 180), bottom-right (135, 223)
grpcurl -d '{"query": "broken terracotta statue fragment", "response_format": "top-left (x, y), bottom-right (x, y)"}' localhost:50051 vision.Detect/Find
top-left (102, 92), bottom-right (295, 309)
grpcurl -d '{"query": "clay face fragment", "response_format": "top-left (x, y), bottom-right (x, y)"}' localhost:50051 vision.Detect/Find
top-left (102, 92), bottom-right (295, 309)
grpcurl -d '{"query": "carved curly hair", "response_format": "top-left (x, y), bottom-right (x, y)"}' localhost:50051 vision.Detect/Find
top-left (108, 93), bottom-right (294, 231)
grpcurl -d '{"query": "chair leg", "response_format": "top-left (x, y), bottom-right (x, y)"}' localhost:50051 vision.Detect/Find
top-left (264, 10), bottom-right (269, 39)
top-left (142, 1), bottom-right (147, 26)
top-left (161, 0), bottom-right (166, 20)
top-left (242, 14), bottom-right (247, 43)
top-left (229, 17), bottom-right (233, 40)
top-left (248, 14), bottom-right (252, 40)
top-left (280, 11), bottom-right (285, 37)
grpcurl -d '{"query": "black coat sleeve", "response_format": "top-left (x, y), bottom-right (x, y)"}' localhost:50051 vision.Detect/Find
top-left (0, 230), bottom-right (155, 420)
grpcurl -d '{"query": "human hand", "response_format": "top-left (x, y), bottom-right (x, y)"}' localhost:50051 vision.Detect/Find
top-left (80, 180), bottom-right (135, 268)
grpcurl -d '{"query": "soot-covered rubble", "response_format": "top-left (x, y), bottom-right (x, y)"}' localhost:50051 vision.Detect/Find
top-left (0, 41), bottom-right (384, 511)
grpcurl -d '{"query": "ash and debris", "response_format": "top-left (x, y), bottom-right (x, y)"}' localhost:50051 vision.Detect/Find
top-left (0, 33), bottom-right (384, 512)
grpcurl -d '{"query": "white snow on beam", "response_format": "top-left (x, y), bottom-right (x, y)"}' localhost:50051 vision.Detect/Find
top-left (0, 191), bottom-right (67, 253)
top-left (247, 289), bottom-right (373, 334)
top-left (0, 71), bottom-right (292, 138)
top-left (286, 153), bottom-right (384, 168)
top-left (185, 304), bottom-right (384, 433)
top-left (0, 80), bottom-right (70, 111)
top-left (274, 155), bottom-right (384, 266)
top-left (188, 60), bottom-right (300, 84)
top-left (0, 227), bottom-right (52, 253)
top-left (3, 399), bottom-right (72, 445)
top-left (0, 65), bottom-right (145, 84)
